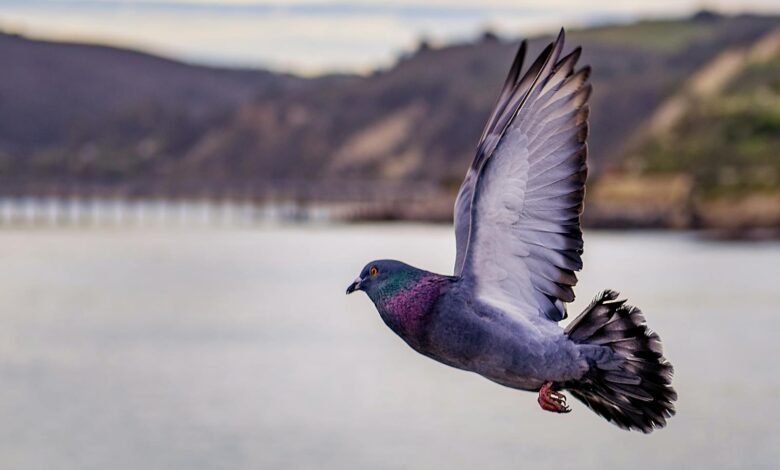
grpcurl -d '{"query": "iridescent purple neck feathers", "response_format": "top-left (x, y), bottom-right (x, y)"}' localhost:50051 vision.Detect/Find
top-left (373, 274), bottom-right (451, 340)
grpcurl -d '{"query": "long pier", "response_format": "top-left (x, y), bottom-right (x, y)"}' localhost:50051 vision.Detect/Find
top-left (0, 197), bottom-right (338, 227)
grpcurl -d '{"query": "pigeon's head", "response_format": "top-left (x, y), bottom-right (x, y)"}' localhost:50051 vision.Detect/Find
top-left (346, 259), bottom-right (420, 301)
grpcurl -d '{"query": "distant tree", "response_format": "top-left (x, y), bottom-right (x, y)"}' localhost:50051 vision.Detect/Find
top-left (480, 29), bottom-right (500, 43)
top-left (692, 10), bottom-right (723, 22)
top-left (416, 38), bottom-right (432, 53)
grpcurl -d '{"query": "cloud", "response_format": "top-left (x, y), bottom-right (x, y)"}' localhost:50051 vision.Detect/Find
top-left (1, 0), bottom-right (779, 74)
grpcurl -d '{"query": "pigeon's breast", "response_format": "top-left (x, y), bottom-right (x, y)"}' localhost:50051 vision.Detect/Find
top-left (376, 275), bottom-right (452, 344)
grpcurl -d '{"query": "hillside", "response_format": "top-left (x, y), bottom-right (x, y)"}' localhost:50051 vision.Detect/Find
top-left (1, 12), bottom-right (779, 214)
top-left (0, 31), bottom-right (313, 194)
top-left (159, 13), bottom-right (780, 192)
top-left (591, 28), bottom-right (780, 236)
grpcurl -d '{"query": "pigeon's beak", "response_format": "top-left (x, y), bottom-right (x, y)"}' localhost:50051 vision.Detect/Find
top-left (346, 277), bottom-right (362, 295)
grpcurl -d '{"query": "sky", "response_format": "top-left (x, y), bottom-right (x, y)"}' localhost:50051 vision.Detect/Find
top-left (1, 0), bottom-right (779, 74)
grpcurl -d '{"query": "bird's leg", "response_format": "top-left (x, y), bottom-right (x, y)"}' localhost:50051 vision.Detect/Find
top-left (537, 382), bottom-right (571, 413)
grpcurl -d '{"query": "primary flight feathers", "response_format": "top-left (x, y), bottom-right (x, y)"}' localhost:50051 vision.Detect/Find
top-left (455, 29), bottom-right (590, 322)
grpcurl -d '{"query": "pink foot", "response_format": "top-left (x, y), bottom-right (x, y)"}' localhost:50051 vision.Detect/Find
top-left (537, 382), bottom-right (571, 413)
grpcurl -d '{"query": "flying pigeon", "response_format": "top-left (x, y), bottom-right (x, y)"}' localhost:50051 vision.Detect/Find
top-left (346, 29), bottom-right (676, 433)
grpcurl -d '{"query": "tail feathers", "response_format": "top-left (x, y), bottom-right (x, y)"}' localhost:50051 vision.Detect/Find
top-left (565, 290), bottom-right (676, 433)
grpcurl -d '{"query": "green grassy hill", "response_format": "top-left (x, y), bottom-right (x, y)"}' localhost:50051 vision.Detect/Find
top-left (599, 29), bottom-right (780, 234)
top-left (629, 35), bottom-right (780, 198)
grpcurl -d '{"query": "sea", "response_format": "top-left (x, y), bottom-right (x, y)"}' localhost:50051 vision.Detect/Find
top-left (0, 225), bottom-right (778, 469)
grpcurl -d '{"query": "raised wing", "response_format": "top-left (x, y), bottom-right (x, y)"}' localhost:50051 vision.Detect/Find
top-left (454, 30), bottom-right (591, 322)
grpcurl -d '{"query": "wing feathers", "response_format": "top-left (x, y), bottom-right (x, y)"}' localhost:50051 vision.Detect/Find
top-left (456, 29), bottom-right (591, 322)
top-left (487, 34), bottom-right (564, 155)
top-left (477, 41), bottom-right (528, 152)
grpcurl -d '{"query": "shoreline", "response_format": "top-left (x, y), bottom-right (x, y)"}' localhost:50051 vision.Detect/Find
top-left (0, 195), bottom-right (777, 241)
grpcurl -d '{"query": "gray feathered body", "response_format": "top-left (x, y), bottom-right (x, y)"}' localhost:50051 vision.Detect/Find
top-left (375, 275), bottom-right (594, 391)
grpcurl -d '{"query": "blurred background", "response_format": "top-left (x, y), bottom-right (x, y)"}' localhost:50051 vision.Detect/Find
top-left (1, 1), bottom-right (779, 469)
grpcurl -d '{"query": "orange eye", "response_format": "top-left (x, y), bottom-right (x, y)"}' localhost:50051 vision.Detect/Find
top-left (369, 266), bottom-right (379, 277)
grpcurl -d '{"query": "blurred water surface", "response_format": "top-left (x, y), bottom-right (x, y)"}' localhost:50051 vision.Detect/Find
top-left (0, 225), bottom-right (778, 469)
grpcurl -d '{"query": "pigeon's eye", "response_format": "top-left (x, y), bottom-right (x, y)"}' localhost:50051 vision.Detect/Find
top-left (369, 266), bottom-right (379, 277)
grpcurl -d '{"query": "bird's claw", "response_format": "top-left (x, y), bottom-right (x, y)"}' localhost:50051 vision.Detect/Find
top-left (538, 382), bottom-right (571, 413)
